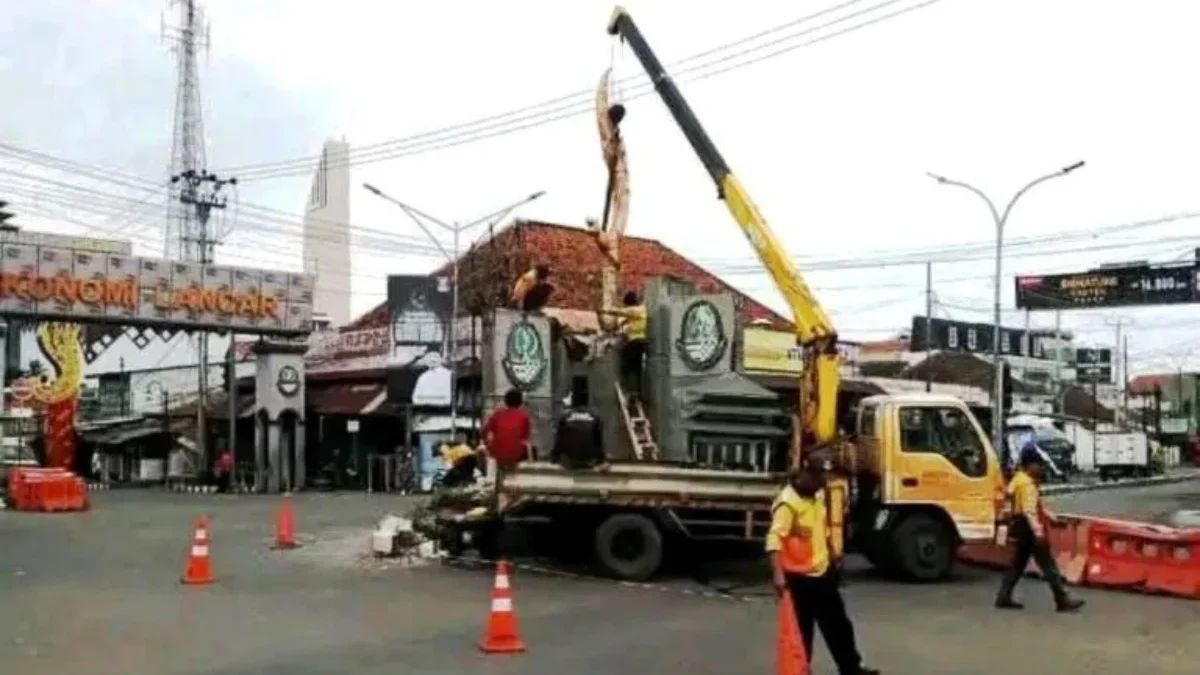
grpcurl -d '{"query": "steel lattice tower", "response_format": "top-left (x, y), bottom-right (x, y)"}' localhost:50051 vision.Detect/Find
top-left (162, 0), bottom-right (209, 262)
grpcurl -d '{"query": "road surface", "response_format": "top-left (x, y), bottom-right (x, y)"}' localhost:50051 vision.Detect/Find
top-left (1048, 476), bottom-right (1200, 522)
top-left (3, 488), bottom-right (1199, 675)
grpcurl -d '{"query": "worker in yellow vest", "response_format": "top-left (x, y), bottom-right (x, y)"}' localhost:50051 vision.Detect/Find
top-left (767, 453), bottom-right (879, 675)
top-left (995, 446), bottom-right (1085, 612)
top-left (599, 290), bottom-right (647, 400)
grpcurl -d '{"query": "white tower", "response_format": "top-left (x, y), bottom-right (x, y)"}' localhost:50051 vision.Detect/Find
top-left (302, 139), bottom-right (352, 327)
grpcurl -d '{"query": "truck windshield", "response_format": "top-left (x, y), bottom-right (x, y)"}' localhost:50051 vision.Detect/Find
top-left (899, 406), bottom-right (988, 478)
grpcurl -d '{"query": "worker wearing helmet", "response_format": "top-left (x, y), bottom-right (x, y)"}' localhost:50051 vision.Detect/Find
top-left (767, 452), bottom-right (879, 675)
top-left (995, 445), bottom-right (1085, 612)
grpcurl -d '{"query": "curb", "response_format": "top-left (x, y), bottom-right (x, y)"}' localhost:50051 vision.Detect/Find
top-left (1044, 471), bottom-right (1200, 497)
top-left (165, 484), bottom-right (220, 495)
top-left (86, 483), bottom-right (111, 492)
top-left (163, 483), bottom-right (260, 495)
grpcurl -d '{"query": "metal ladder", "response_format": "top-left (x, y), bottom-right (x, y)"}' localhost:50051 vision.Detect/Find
top-left (615, 383), bottom-right (658, 461)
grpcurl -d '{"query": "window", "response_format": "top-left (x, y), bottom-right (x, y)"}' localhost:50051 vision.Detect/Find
top-left (947, 327), bottom-right (959, 349)
top-left (966, 328), bottom-right (977, 351)
top-left (858, 404), bottom-right (877, 437)
top-left (898, 406), bottom-right (988, 478)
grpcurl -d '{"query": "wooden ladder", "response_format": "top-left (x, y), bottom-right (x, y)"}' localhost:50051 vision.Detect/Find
top-left (615, 383), bottom-right (658, 461)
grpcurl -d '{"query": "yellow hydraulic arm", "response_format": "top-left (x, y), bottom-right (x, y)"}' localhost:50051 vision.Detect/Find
top-left (607, 7), bottom-right (841, 447)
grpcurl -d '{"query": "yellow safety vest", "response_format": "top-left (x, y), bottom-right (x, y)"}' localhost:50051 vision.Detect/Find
top-left (767, 485), bottom-right (832, 577)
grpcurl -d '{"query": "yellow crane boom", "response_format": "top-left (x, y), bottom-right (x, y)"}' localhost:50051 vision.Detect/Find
top-left (607, 6), bottom-right (842, 447)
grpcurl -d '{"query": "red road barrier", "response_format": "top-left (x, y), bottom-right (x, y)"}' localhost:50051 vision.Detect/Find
top-left (1084, 518), bottom-right (1200, 600)
top-left (959, 515), bottom-right (1200, 600)
top-left (4, 467), bottom-right (88, 512)
top-left (957, 518), bottom-right (1088, 584)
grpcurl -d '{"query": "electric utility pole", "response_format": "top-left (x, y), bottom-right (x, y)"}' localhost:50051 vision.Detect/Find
top-left (164, 0), bottom-right (240, 475)
top-left (924, 261), bottom-right (933, 392)
top-left (171, 169), bottom-right (234, 472)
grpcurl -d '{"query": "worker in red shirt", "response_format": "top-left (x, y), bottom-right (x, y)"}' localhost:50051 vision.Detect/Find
top-left (483, 389), bottom-right (532, 473)
top-left (215, 447), bottom-right (234, 493)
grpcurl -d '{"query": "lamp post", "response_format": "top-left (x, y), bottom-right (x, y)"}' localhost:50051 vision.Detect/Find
top-left (927, 161), bottom-right (1085, 454)
top-left (362, 185), bottom-right (546, 439)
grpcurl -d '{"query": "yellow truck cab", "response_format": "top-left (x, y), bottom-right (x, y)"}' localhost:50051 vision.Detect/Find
top-left (847, 392), bottom-right (1005, 580)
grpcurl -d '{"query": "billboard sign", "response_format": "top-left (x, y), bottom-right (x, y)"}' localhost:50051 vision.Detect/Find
top-left (307, 327), bottom-right (389, 361)
top-left (742, 326), bottom-right (802, 374)
top-left (1074, 347), bottom-right (1113, 384)
top-left (909, 316), bottom-right (1044, 358)
top-left (0, 242), bottom-right (314, 336)
top-left (1015, 263), bottom-right (1200, 310)
top-left (387, 275), bottom-right (452, 347)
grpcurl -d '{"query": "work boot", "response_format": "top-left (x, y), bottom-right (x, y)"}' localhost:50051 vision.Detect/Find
top-left (1056, 597), bottom-right (1085, 613)
top-left (994, 598), bottom-right (1025, 610)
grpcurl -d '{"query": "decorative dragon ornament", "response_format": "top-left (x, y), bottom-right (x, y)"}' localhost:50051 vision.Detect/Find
top-left (591, 68), bottom-right (630, 332)
top-left (10, 322), bottom-right (84, 469)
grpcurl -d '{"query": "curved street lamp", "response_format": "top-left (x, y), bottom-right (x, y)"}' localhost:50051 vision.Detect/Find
top-left (927, 161), bottom-right (1085, 454)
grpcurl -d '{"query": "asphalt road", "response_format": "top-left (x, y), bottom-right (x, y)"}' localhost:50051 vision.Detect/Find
top-left (1047, 477), bottom-right (1200, 522)
top-left (2, 488), bottom-right (1199, 675)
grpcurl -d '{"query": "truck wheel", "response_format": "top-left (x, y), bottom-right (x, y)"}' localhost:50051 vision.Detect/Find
top-left (890, 514), bottom-right (953, 582)
top-left (593, 513), bottom-right (664, 581)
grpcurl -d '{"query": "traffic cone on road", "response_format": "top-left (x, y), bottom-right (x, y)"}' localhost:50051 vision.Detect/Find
top-left (478, 560), bottom-right (526, 654)
top-left (777, 591), bottom-right (809, 675)
top-left (271, 494), bottom-right (298, 550)
top-left (181, 517), bottom-right (214, 586)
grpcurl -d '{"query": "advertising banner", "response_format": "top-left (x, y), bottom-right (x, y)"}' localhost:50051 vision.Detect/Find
top-left (1015, 263), bottom-right (1200, 310)
top-left (0, 241), bottom-right (314, 335)
top-left (308, 327), bottom-right (390, 361)
top-left (387, 275), bottom-right (452, 347)
top-left (743, 326), bottom-right (802, 374)
top-left (910, 316), bottom-right (1037, 357)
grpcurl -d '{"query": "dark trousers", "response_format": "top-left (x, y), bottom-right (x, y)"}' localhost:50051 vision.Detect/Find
top-left (620, 338), bottom-right (646, 398)
top-left (441, 456), bottom-right (478, 488)
top-left (996, 518), bottom-right (1069, 605)
top-left (787, 569), bottom-right (863, 674)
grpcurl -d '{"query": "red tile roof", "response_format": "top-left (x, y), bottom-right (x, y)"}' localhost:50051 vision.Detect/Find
top-left (1128, 374), bottom-right (1172, 395)
top-left (449, 219), bottom-right (791, 328)
top-left (344, 302), bottom-right (389, 331)
top-left (341, 219), bottom-right (792, 343)
top-left (860, 339), bottom-right (910, 354)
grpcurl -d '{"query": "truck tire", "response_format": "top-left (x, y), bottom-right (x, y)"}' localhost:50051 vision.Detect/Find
top-left (593, 513), bottom-right (664, 581)
top-left (889, 513), bottom-right (954, 582)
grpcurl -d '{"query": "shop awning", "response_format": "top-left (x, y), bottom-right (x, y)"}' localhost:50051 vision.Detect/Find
top-left (309, 383), bottom-right (387, 416)
top-left (81, 420), bottom-right (170, 446)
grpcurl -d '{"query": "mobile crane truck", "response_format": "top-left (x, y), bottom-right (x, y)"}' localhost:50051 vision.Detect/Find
top-left (428, 7), bottom-right (1007, 583)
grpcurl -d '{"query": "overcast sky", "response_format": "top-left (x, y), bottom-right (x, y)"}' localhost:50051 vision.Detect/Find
top-left (2, 0), bottom-right (1198, 375)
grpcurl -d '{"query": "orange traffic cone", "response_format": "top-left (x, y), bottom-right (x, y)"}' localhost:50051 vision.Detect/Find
top-left (181, 517), bottom-right (214, 585)
top-left (777, 591), bottom-right (809, 675)
top-left (271, 495), bottom-right (298, 550)
top-left (478, 560), bottom-right (526, 654)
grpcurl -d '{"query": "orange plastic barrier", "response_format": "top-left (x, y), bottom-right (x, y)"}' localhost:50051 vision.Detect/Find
top-left (959, 515), bottom-right (1200, 600)
top-left (957, 523), bottom-right (1085, 583)
top-left (1042, 517), bottom-right (1090, 585)
top-left (1084, 518), bottom-right (1200, 600)
top-left (4, 468), bottom-right (88, 512)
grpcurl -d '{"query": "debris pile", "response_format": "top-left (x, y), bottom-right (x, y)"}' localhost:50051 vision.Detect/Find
top-left (372, 513), bottom-right (437, 562)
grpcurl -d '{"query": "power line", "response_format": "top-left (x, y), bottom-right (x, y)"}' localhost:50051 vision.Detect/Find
top-left (214, 0), bottom-right (932, 180)
top-left (226, 0), bottom-right (947, 181)
top-left (8, 160), bottom-right (1196, 275)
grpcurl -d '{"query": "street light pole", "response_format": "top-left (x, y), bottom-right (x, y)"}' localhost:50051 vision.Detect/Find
top-left (927, 161), bottom-right (1084, 454)
top-left (362, 185), bottom-right (546, 440)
